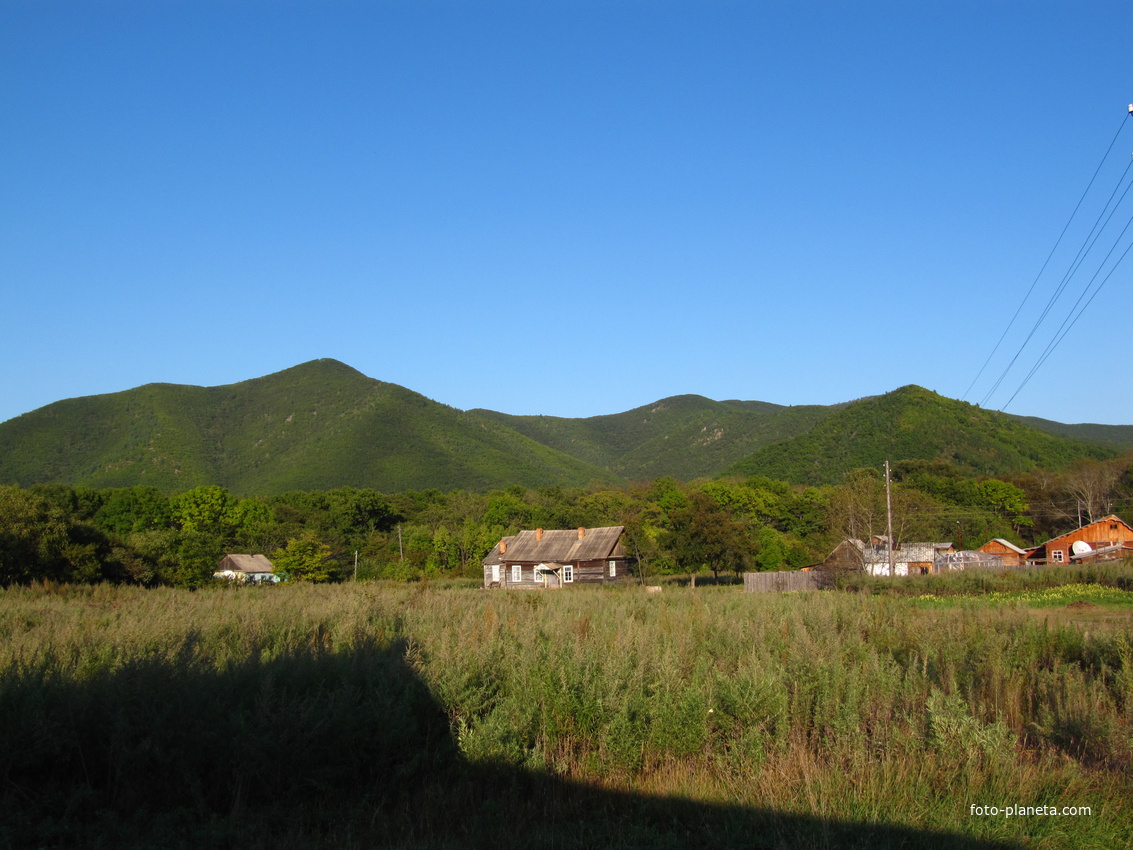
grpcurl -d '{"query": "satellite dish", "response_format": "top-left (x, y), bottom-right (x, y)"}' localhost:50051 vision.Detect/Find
top-left (1071, 540), bottom-right (1093, 555)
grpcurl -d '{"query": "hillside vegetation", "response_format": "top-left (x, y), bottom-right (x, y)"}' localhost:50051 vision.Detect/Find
top-left (474, 395), bottom-right (838, 480)
top-left (725, 386), bottom-right (1115, 485)
top-left (0, 360), bottom-right (616, 494)
top-left (0, 362), bottom-right (1126, 494)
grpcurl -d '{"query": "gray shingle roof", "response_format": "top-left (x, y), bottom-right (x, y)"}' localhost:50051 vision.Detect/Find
top-left (483, 526), bottom-right (624, 565)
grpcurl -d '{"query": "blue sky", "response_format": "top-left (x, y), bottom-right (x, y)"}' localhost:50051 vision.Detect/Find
top-left (3, 0), bottom-right (1132, 426)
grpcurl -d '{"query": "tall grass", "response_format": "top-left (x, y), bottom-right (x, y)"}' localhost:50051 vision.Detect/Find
top-left (408, 586), bottom-right (1131, 840)
top-left (832, 561), bottom-right (1133, 597)
top-left (2, 580), bottom-right (1130, 847)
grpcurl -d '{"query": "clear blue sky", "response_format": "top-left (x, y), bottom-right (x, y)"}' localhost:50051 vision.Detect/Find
top-left (3, 0), bottom-right (1132, 426)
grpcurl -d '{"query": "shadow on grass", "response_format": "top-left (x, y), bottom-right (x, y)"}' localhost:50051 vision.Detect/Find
top-left (0, 638), bottom-right (1017, 849)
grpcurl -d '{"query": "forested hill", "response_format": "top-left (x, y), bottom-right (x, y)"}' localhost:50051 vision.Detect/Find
top-left (724, 385), bottom-right (1116, 485)
top-left (0, 363), bottom-right (1127, 494)
top-left (470, 395), bottom-right (839, 481)
top-left (1007, 414), bottom-right (1133, 451)
top-left (0, 360), bottom-right (617, 494)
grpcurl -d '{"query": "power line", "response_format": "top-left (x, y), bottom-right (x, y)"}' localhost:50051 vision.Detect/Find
top-left (978, 148), bottom-right (1133, 408)
top-left (962, 110), bottom-right (1131, 405)
top-left (1002, 221), bottom-right (1133, 410)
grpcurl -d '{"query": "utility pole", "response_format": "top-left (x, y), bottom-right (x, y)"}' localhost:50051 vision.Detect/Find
top-left (397, 525), bottom-right (404, 561)
top-left (885, 460), bottom-right (895, 577)
top-left (354, 550), bottom-right (358, 581)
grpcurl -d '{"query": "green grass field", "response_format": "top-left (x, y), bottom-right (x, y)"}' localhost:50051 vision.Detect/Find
top-left (2, 572), bottom-right (1131, 848)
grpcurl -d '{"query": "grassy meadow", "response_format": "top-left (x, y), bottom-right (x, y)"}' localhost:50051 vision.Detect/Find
top-left (2, 569), bottom-right (1132, 848)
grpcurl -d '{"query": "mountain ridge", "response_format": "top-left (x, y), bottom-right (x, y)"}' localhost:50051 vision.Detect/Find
top-left (724, 385), bottom-right (1117, 485)
top-left (0, 361), bottom-right (1127, 493)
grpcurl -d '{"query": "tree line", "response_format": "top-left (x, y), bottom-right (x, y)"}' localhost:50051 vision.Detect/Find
top-left (0, 454), bottom-right (1129, 587)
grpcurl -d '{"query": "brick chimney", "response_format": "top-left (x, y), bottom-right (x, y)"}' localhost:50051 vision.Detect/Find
top-left (577, 527), bottom-right (585, 540)
top-left (535, 528), bottom-right (543, 541)
top-left (499, 539), bottom-right (507, 555)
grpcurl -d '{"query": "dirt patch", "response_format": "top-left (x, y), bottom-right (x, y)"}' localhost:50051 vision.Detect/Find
top-left (1066, 600), bottom-right (1098, 610)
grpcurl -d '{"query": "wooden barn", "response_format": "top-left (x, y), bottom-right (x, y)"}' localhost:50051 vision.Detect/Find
top-left (1028, 515), bottom-right (1133, 565)
top-left (482, 526), bottom-right (633, 589)
top-left (977, 538), bottom-right (1029, 567)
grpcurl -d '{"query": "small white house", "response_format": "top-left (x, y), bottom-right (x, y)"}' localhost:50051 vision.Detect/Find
top-left (214, 554), bottom-right (279, 584)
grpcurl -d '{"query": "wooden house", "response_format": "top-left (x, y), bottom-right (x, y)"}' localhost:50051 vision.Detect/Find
top-left (482, 526), bottom-right (633, 589)
top-left (977, 538), bottom-right (1029, 567)
top-left (214, 554), bottom-right (279, 584)
top-left (1028, 515), bottom-right (1133, 565)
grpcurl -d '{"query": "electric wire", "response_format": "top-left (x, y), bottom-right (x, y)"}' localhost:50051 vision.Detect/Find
top-left (976, 123), bottom-right (1133, 408)
top-left (962, 112), bottom-right (1131, 405)
top-left (1002, 218), bottom-right (1133, 410)
top-left (982, 157), bottom-right (1133, 407)
top-left (1012, 192), bottom-right (1133, 383)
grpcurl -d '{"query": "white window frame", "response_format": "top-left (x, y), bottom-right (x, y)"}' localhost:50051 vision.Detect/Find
top-left (490, 564), bottom-right (500, 583)
top-left (1051, 550), bottom-right (1064, 563)
top-left (563, 564), bottom-right (574, 583)
top-left (608, 560), bottom-right (616, 578)
top-left (534, 567), bottom-right (544, 584)
top-left (511, 564), bottom-right (522, 583)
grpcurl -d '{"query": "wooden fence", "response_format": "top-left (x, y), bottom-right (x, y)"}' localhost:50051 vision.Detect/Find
top-left (743, 571), bottom-right (825, 593)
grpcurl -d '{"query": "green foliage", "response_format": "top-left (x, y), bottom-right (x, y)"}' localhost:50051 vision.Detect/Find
top-left (474, 394), bottom-right (838, 481)
top-left (0, 486), bottom-right (114, 585)
top-left (752, 526), bottom-right (791, 571)
top-left (272, 532), bottom-right (336, 582)
top-left (0, 365), bottom-right (1124, 511)
top-left (93, 486), bottom-right (172, 535)
top-left (0, 441), bottom-right (1120, 591)
top-left (666, 491), bottom-right (751, 578)
top-left (726, 385), bottom-right (1114, 485)
top-left (0, 359), bottom-right (619, 494)
top-left (926, 688), bottom-right (1015, 765)
top-left (171, 485), bottom-right (244, 537)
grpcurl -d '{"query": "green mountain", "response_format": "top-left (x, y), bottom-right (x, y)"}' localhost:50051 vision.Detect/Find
top-left (1007, 414), bottom-right (1133, 451)
top-left (723, 385), bottom-right (1115, 485)
top-left (1, 366), bottom-right (1124, 495)
top-left (0, 360), bottom-right (618, 494)
top-left (472, 396), bottom-right (839, 481)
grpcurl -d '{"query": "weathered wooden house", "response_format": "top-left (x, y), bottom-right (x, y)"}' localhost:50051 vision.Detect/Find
top-left (1028, 515), bottom-right (1133, 565)
top-left (482, 526), bottom-right (633, 589)
top-left (214, 554), bottom-right (279, 584)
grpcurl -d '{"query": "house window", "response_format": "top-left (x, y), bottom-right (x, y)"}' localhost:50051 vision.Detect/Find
top-left (563, 565), bottom-right (574, 583)
top-left (491, 564), bottom-right (500, 583)
top-left (1051, 550), bottom-right (1064, 563)
top-left (608, 560), bottom-right (616, 578)
top-left (511, 564), bottom-right (522, 583)
top-left (534, 568), bottom-right (544, 584)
